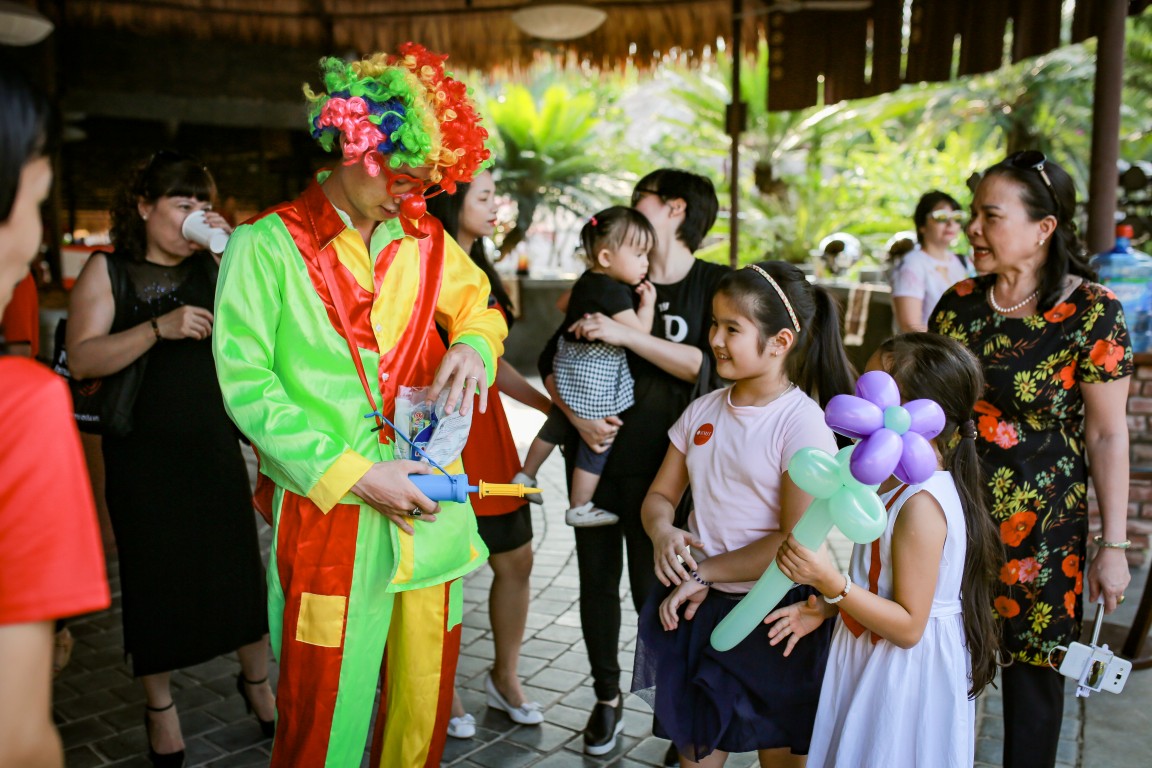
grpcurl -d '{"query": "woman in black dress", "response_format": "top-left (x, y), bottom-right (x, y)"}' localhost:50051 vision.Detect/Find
top-left (67, 152), bottom-right (274, 767)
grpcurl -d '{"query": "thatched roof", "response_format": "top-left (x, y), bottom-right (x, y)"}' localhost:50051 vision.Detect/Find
top-left (59, 0), bottom-right (738, 73)
top-left (53, 0), bottom-right (1142, 111)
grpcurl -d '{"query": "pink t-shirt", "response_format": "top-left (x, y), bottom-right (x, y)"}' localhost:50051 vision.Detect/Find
top-left (669, 385), bottom-right (837, 593)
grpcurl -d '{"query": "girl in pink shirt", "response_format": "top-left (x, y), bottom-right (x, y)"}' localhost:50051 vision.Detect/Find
top-left (633, 261), bottom-right (855, 768)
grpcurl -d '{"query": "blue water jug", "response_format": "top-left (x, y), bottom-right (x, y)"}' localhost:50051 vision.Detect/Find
top-left (1091, 225), bottom-right (1152, 353)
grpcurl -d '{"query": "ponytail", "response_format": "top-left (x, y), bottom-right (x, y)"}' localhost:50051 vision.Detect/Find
top-left (948, 427), bottom-right (1004, 697)
top-left (1037, 220), bottom-right (1096, 311)
top-left (877, 333), bottom-right (1005, 698)
top-left (790, 286), bottom-right (855, 411)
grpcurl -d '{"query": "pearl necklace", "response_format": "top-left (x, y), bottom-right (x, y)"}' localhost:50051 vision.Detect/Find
top-left (988, 284), bottom-right (1039, 314)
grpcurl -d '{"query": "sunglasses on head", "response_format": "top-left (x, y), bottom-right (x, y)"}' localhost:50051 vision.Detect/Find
top-left (930, 210), bottom-right (965, 224)
top-left (1006, 150), bottom-right (1060, 219)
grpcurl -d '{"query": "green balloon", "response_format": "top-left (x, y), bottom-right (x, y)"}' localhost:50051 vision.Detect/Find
top-left (788, 447), bottom-right (841, 499)
top-left (883, 405), bottom-right (912, 435)
top-left (711, 498), bottom-right (834, 652)
top-left (709, 445), bottom-right (889, 653)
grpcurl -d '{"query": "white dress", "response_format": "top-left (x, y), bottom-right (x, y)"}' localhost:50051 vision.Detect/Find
top-left (806, 472), bottom-right (975, 768)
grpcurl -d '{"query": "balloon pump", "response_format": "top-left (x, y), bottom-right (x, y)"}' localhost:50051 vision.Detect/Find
top-left (409, 473), bottom-right (541, 504)
top-left (365, 406), bottom-right (542, 504)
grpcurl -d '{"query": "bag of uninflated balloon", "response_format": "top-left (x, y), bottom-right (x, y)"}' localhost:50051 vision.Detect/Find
top-left (393, 385), bottom-right (472, 467)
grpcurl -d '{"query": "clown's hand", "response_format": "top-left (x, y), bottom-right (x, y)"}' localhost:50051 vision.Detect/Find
top-left (429, 344), bottom-right (487, 417)
top-left (352, 460), bottom-right (439, 535)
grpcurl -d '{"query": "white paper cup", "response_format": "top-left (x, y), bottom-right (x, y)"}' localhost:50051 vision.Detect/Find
top-left (181, 210), bottom-right (230, 254)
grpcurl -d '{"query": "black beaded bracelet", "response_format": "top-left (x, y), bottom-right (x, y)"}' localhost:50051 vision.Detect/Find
top-left (690, 570), bottom-right (713, 587)
top-left (149, 317), bottom-right (162, 341)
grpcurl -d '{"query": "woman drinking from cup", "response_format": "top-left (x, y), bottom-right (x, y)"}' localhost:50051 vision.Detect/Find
top-left (66, 151), bottom-right (274, 767)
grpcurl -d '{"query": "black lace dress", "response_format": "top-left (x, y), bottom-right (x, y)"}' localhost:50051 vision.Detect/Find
top-left (102, 253), bottom-right (267, 677)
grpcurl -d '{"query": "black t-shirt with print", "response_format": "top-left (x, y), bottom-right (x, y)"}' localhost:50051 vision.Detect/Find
top-left (540, 258), bottom-right (730, 480)
top-left (612, 259), bottom-right (729, 478)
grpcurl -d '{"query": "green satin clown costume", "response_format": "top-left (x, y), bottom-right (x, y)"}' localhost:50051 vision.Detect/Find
top-left (212, 46), bottom-right (501, 768)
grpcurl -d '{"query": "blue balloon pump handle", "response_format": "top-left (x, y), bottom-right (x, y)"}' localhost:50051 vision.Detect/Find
top-left (363, 409), bottom-right (477, 503)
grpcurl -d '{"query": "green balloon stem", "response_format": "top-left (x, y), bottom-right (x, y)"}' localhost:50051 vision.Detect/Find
top-left (710, 500), bottom-right (833, 652)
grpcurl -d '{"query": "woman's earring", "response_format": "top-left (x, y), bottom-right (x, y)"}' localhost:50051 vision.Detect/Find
top-left (1038, 237), bottom-right (1045, 246)
top-left (142, 214), bottom-right (148, 221)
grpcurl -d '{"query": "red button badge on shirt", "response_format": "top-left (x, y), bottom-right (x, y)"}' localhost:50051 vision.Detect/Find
top-left (694, 423), bottom-right (714, 445)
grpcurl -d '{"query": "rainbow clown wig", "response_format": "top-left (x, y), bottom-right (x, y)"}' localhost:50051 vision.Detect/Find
top-left (304, 43), bottom-right (490, 194)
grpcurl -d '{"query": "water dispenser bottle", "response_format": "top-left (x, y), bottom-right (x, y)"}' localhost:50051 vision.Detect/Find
top-left (1091, 225), bottom-right (1152, 353)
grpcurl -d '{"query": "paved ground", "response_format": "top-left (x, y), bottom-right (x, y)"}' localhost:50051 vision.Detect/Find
top-left (54, 382), bottom-right (1152, 766)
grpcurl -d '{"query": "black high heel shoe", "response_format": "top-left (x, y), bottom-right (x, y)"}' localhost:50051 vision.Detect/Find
top-left (236, 673), bottom-right (276, 738)
top-left (144, 701), bottom-right (185, 768)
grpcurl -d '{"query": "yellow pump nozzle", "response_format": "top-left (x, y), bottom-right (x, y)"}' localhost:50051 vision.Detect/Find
top-left (477, 480), bottom-right (543, 499)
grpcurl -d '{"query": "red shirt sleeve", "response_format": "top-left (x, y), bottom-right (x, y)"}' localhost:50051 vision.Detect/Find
top-left (0, 271), bottom-right (39, 358)
top-left (0, 358), bottom-right (110, 625)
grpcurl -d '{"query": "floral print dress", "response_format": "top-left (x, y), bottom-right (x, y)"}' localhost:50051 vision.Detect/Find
top-left (930, 276), bottom-right (1132, 666)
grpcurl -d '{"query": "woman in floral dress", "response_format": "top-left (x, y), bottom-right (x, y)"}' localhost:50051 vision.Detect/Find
top-left (930, 152), bottom-right (1132, 768)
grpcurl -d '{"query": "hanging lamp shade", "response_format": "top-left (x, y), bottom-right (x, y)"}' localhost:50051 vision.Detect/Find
top-left (0, 0), bottom-right (53, 46)
top-left (511, 3), bottom-right (607, 41)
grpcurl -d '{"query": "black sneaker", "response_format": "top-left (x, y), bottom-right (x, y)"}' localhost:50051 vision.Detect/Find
top-left (582, 699), bottom-right (624, 756)
top-left (663, 742), bottom-right (680, 766)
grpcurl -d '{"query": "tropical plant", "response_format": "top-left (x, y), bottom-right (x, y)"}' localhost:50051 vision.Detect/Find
top-left (476, 80), bottom-right (640, 260)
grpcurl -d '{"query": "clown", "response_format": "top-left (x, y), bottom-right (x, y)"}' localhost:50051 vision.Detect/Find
top-left (212, 45), bottom-right (502, 768)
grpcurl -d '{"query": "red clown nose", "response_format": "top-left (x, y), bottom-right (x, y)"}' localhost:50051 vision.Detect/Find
top-left (400, 194), bottom-right (427, 220)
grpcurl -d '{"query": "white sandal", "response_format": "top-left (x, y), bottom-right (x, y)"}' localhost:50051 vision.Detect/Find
top-left (484, 674), bottom-right (543, 725)
top-left (447, 713), bottom-right (476, 739)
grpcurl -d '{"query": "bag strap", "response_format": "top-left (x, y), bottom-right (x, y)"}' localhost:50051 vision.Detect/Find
top-left (316, 252), bottom-right (385, 433)
top-left (98, 251), bottom-right (133, 333)
top-left (316, 251), bottom-right (454, 473)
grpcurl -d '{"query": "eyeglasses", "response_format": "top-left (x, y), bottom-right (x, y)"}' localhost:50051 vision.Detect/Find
top-left (1006, 150), bottom-right (1060, 219)
top-left (631, 187), bottom-right (664, 207)
top-left (385, 170), bottom-right (445, 202)
top-left (929, 210), bottom-right (965, 224)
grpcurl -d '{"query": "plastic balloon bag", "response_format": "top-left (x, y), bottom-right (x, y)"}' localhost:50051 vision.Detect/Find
top-left (393, 385), bottom-right (472, 466)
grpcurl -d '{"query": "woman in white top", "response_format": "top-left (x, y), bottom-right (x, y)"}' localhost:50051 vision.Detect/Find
top-left (890, 191), bottom-right (973, 332)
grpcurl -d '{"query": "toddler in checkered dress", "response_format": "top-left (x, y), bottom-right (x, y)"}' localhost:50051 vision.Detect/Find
top-left (514, 207), bottom-right (656, 527)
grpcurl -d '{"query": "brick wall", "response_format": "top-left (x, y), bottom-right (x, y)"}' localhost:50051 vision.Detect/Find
top-left (1087, 354), bottom-right (1152, 568)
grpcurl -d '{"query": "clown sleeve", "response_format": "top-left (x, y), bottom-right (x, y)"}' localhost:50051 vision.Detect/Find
top-left (434, 233), bottom-right (507, 387)
top-left (213, 220), bottom-right (372, 513)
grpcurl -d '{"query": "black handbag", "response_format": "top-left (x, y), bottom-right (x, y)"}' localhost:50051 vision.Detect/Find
top-left (52, 252), bottom-right (148, 437)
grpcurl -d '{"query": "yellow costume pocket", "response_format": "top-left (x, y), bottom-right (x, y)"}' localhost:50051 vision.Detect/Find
top-left (295, 592), bottom-right (347, 648)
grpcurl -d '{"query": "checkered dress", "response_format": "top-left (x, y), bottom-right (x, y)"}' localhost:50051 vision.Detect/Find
top-left (554, 337), bottom-right (635, 419)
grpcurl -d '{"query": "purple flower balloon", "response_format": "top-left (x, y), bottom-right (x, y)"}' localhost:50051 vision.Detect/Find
top-left (824, 370), bottom-right (945, 485)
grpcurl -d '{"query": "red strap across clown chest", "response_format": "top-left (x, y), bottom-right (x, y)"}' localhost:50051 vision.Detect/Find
top-left (276, 181), bottom-right (449, 441)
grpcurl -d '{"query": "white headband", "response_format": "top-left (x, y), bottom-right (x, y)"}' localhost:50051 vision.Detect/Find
top-left (744, 264), bottom-right (801, 333)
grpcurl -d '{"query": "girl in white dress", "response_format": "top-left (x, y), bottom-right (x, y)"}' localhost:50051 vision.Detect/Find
top-left (765, 333), bottom-right (1003, 768)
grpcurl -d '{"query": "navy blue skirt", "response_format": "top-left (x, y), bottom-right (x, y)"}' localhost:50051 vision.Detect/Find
top-left (631, 583), bottom-right (833, 760)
